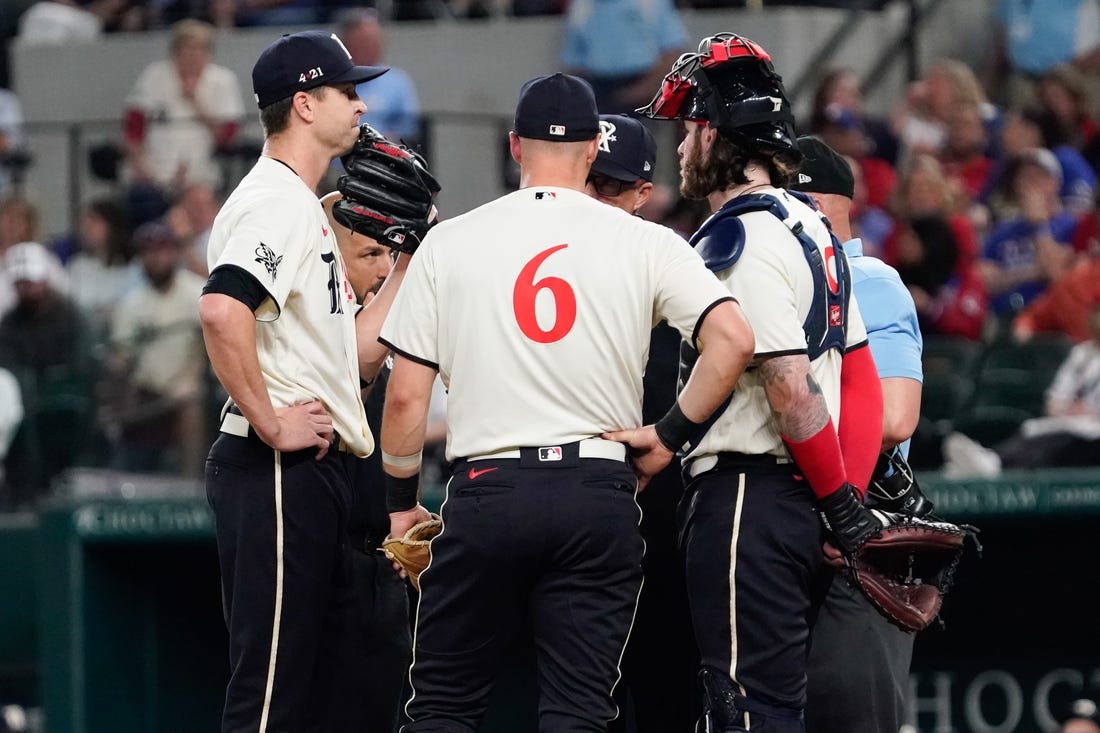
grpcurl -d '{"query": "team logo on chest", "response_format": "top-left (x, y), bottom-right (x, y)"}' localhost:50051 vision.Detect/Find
top-left (254, 242), bottom-right (283, 280)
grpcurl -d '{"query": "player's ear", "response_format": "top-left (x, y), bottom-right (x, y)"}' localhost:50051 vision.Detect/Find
top-left (585, 136), bottom-right (600, 166)
top-left (292, 90), bottom-right (317, 122)
top-left (634, 182), bottom-right (655, 213)
top-left (509, 131), bottom-right (523, 165)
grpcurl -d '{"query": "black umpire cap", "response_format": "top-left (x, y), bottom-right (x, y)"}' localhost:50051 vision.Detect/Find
top-left (514, 73), bottom-right (600, 142)
top-left (252, 30), bottom-right (388, 109)
top-left (791, 135), bottom-right (855, 199)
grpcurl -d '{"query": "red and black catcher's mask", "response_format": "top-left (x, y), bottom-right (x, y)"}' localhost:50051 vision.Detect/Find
top-left (637, 32), bottom-right (797, 152)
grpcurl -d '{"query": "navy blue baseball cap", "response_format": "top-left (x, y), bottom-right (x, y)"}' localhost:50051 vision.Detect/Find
top-left (591, 114), bottom-right (657, 183)
top-left (514, 73), bottom-right (600, 142)
top-left (252, 30), bottom-right (388, 109)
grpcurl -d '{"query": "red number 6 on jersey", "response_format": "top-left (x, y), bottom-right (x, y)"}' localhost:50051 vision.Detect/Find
top-left (512, 244), bottom-right (577, 344)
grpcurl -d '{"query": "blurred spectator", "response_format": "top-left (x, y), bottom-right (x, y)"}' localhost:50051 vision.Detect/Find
top-left (0, 195), bottom-right (42, 254)
top-left (980, 148), bottom-right (1077, 323)
top-left (814, 104), bottom-right (897, 212)
top-left (984, 105), bottom-right (1096, 217)
top-left (0, 195), bottom-right (68, 316)
top-left (1013, 193), bottom-right (1100, 342)
top-left (943, 296), bottom-right (1100, 477)
top-left (62, 195), bottom-right (140, 340)
top-left (807, 66), bottom-right (899, 165)
top-left (233, 0), bottom-right (320, 26)
top-left (16, 0), bottom-right (122, 45)
top-left (982, 0), bottom-right (1100, 108)
top-left (891, 57), bottom-right (1002, 171)
top-left (334, 8), bottom-right (422, 146)
top-left (885, 154), bottom-right (988, 340)
top-left (122, 19), bottom-right (244, 205)
top-left (846, 150), bottom-right (893, 259)
top-left (939, 101), bottom-right (996, 226)
top-left (560, 0), bottom-right (689, 114)
top-left (1013, 253), bottom-right (1100, 344)
top-left (0, 241), bottom-right (95, 504)
top-left (1072, 189), bottom-right (1100, 257)
top-left (0, 87), bottom-right (27, 197)
top-left (1036, 64), bottom-right (1099, 153)
top-left (154, 0), bottom-right (239, 28)
top-left (165, 181), bottom-right (220, 277)
top-left (96, 220), bottom-right (206, 478)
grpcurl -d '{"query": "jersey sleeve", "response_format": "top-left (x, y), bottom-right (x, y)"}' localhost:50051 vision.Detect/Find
top-left (653, 233), bottom-right (734, 346)
top-left (379, 238), bottom-right (440, 367)
top-left (856, 275), bottom-right (923, 381)
top-left (209, 198), bottom-right (310, 319)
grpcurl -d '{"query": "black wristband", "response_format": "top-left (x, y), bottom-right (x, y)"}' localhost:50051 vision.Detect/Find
top-left (654, 401), bottom-right (703, 453)
top-left (385, 472), bottom-right (420, 513)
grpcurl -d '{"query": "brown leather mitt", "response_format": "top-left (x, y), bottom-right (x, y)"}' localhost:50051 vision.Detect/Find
top-left (823, 513), bottom-right (980, 632)
top-left (382, 514), bottom-right (442, 591)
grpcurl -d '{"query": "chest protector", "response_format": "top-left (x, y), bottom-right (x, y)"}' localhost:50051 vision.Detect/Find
top-left (678, 191), bottom-right (853, 415)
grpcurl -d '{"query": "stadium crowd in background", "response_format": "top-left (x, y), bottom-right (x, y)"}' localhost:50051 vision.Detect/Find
top-left (0, 4), bottom-right (1096, 508)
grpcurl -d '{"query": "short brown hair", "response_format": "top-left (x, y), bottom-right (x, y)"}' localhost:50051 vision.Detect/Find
top-left (259, 87), bottom-right (326, 138)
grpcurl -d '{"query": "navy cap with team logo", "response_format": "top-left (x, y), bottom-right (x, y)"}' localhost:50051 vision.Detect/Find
top-left (252, 30), bottom-right (388, 109)
top-left (514, 73), bottom-right (600, 142)
top-left (791, 135), bottom-right (855, 199)
top-left (591, 114), bottom-right (657, 183)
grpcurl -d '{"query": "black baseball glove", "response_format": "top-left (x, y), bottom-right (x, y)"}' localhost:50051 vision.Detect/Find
top-left (865, 449), bottom-right (936, 517)
top-left (335, 124), bottom-right (441, 254)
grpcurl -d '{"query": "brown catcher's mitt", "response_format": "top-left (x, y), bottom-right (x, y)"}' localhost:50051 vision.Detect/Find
top-left (382, 514), bottom-right (442, 591)
top-left (823, 513), bottom-right (980, 633)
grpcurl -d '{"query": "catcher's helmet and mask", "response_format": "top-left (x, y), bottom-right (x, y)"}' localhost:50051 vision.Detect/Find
top-left (636, 32), bottom-right (797, 152)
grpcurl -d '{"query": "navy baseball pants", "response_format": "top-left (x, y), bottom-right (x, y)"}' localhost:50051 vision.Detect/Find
top-left (206, 422), bottom-right (368, 733)
top-left (403, 446), bottom-right (643, 733)
top-left (679, 454), bottom-right (831, 733)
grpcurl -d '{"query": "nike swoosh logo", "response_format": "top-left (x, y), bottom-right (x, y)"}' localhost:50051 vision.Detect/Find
top-left (468, 466), bottom-right (498, 480)
top-left (321, 226), bottom-right (329, 236)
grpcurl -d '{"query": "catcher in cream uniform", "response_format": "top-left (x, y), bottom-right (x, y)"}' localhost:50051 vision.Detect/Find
top-left (637, 33), bottom-right (885, 732)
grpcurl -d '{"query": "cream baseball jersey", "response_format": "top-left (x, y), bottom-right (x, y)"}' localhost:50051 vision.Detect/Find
top-left (687, 187), bottom-right (868, 460)
top-left (206, 157), bottom-right (373, 456)
top-left (379, 186), bottom-right (733, 461)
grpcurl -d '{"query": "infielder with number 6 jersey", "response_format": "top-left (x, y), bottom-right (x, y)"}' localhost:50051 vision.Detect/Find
top-left (377, 72), bottom-right (755, 733)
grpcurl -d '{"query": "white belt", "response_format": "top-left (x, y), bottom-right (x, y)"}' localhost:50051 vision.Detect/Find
top-left (220, 411), bottom-right (250, 438)
top-left (686, 454), bottom-right (719, 478)
top-left (468, 438), bottom-right (627, 463)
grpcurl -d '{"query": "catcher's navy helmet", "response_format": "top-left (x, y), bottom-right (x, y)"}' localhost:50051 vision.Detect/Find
top-left (637, 32), bottom-right (796, 152)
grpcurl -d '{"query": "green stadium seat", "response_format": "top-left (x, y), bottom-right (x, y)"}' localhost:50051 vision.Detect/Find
top-left (950, 405), bottom-right (1034, 448)
top-left (921, 335), bottom-right (983, 379)
top-left (920, 372), bottom-right (974, 425)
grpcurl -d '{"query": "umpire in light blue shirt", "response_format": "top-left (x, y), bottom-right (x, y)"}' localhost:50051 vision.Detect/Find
top-left (792, 135), bottom-right (926, 733)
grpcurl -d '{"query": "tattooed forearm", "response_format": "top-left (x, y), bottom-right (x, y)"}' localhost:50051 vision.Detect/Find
top-left (760, 355), bottom-right (830, 440)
